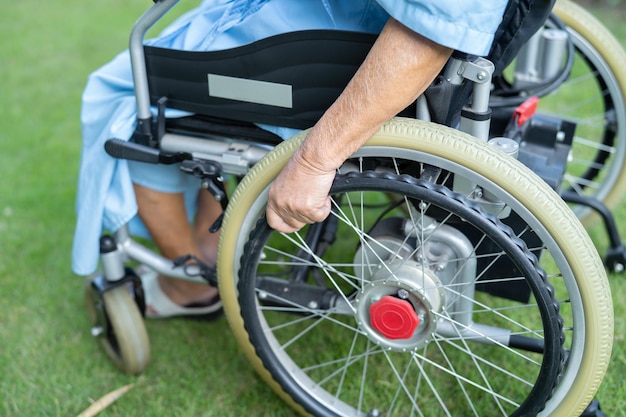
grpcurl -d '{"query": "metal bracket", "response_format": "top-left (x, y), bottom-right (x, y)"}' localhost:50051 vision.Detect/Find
top-left (457, 57), bottom-right (495, 84)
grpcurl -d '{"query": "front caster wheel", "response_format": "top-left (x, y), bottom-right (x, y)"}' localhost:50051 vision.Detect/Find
top-left (85, 274), bottom-right (151, 374)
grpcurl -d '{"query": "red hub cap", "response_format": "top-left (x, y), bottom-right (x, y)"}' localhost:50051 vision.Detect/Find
top-left (369, 295), bottom-right (420, 340)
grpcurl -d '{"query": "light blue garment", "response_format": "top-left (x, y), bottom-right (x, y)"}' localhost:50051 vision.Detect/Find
top-left (72, 0), bottom-right (508, 275)
top-left (378, 0), bottom-right (509, 56)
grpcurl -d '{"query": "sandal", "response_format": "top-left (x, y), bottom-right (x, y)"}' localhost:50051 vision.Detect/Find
top-left (138, 265), bottom-right (223, 321)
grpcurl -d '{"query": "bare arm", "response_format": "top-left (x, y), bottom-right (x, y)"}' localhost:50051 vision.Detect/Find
top-left (266, 18), bottom-right (453, 232)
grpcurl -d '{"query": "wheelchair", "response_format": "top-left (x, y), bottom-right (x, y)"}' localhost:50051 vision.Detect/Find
top-left (84, 0), bottom-right (625, 415)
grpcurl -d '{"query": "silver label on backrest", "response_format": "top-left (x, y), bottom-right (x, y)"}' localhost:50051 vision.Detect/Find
top-left (208, 74), bottom-right (293, 108)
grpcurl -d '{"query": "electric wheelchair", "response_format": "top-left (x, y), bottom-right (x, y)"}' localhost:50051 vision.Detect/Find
top-left (85, 0), bottom-right (626, 415)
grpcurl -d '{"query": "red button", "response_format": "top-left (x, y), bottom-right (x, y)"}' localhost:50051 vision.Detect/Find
top-left (369, 295), bottom-right (420, 340)
top-left (513, 96), bottom-right (540, 127)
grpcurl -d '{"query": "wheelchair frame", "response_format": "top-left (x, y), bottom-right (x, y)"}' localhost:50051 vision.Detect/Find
top-left (85, 0), bottom-right (621, 415)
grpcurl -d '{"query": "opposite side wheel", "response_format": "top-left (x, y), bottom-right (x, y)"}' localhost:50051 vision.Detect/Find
top-left (217, 118), bottom-right (613, 417)
top-left (494, 0), bottom-right (626, 223)
top-left (553, 0), bottom-right (626, 220)
top-left (85, 274), bottom-right (151, 374)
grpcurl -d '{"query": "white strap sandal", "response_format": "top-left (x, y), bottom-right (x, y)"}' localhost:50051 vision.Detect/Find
top-left (138, 266), bottom-right (222, 320)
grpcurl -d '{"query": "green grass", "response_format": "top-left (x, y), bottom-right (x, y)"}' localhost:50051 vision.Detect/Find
top-left (1, 1), bottom-right (626, 416)
top-left (0, 1), bottom-right (290, 416)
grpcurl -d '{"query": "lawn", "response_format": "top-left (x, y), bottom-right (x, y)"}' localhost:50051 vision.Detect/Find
top-left (1, 1), bottom-right (625, 416)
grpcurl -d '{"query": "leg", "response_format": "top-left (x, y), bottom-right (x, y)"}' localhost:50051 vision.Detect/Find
top-left (193, 186), bottom-right (222, 266)
top-left (133, 183), bottom-right (220, 308)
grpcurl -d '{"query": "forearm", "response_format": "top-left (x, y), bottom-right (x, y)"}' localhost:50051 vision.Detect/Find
top-left (266, 17), bottom-right (453, 232)
top-left (296, 18), bottom-right (453, 172)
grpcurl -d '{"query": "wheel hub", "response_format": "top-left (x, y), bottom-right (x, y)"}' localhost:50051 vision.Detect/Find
top-left (369, 295), bottom-right (420, 339)
top-left (355, 260), bottom-right (445, 351)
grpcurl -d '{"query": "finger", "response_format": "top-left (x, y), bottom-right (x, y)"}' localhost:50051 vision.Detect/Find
top-left (266, 206), bottom-right (306, 233)
top-left (302, 196), bottom-right (332, 224)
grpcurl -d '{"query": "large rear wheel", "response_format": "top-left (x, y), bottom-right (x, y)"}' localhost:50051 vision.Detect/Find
top-left (218, 119), bottom-right (613, 416)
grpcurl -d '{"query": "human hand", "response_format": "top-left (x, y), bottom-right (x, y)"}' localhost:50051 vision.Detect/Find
top-left (266, 150), bottom-right (336, 233)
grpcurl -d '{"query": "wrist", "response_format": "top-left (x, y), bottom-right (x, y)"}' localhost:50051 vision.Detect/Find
top-left (295, 132), bottom-right (343, 174)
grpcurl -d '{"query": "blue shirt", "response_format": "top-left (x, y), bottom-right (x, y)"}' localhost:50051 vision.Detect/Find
top-left (72, 0), bottom-right (508, 275)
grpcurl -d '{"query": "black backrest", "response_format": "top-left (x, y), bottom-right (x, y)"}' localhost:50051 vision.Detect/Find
top-left (144, 0), bottom-right (555, 129)
top-left (145, 30), bottom-right (380, 130)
